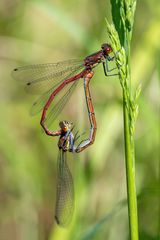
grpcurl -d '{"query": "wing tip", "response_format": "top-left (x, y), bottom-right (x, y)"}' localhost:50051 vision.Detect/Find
top-left (55, 215), bottom-right (60, 224)
top-left (55, 215), bottom-right (70, 228)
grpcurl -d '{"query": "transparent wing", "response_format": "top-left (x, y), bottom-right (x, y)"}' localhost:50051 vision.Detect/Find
top-left (29, 70), bottom-right (81, 121)
top-left (12, 59), bottom-right (84, 94)
top-left (55, 150), bottom-right (74, 227)
top-left (44, 80), bottom-right (79, 127)
top-left (30, 87), bottom-right (55, 116)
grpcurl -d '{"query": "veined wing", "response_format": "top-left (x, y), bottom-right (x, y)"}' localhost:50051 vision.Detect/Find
top-left (12, 59), bottom-right (84, 94)
top-left (30, 86), bottom-right (56, 116)
top-left (29, 68), bottom-right (81, 116)
top-left (44, 80), bottom-right (79, 128)
top-left (55, 150), bottom-right (74, 227)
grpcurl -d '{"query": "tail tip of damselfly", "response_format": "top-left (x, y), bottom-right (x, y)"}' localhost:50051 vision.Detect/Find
top-left (27, 82), bottom-right (31, 85)
top-left (14, 68), bottom-right (18, 71)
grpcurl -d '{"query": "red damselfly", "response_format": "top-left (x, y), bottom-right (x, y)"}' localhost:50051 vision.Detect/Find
top-left (12, 43), bottom-right (118, 150)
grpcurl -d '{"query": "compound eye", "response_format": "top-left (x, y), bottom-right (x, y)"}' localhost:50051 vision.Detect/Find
top-left (101, 44), bottom-right (105, 49)
top-left (101, 43), bottom-right (112, 54)
top-left (59, 121), bottom-right (63, 128)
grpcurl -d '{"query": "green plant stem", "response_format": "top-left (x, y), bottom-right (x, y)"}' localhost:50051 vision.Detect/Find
top-left (106, 1), bottom-right (139, 236)
top-left (124, 22), bottom-right (139, 240)
top-left (123, 93), bottom-right (139, 239)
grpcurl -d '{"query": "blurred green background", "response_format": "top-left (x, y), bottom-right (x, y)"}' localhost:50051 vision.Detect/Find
top-left (0, 0), bottom-right (159, 240)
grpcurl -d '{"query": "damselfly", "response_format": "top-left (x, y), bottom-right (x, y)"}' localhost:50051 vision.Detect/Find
top-left (12, 43), bottom-right (117, 143)
top-left (52, 120), bottom-right (93, 227)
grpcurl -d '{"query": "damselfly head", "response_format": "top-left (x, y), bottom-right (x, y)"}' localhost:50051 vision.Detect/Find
top-left (101, 43), bottom-right (112, 55)
top-left (59, 120), bottom-right (73, 132)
